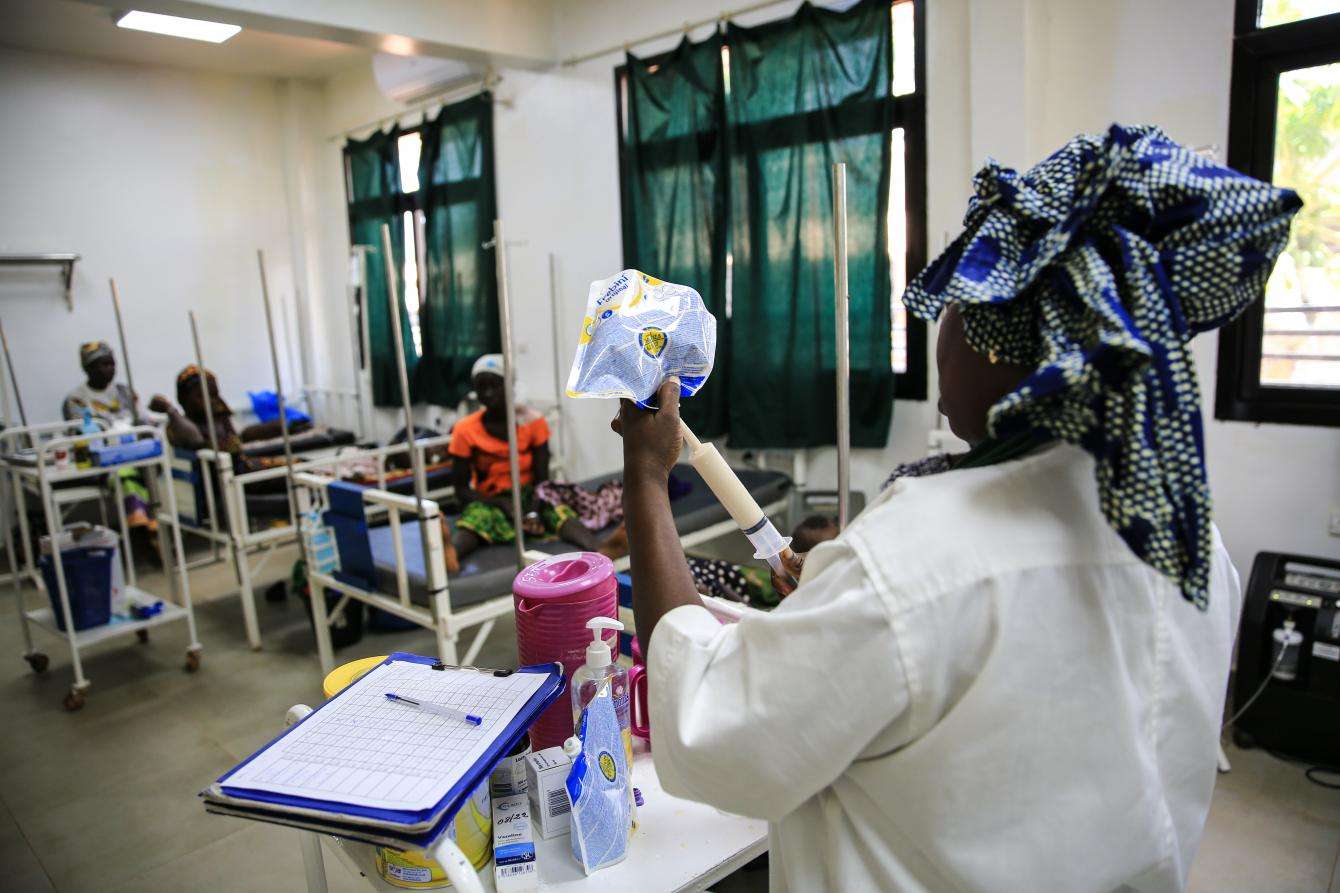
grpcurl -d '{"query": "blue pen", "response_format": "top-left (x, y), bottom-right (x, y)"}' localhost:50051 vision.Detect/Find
top-left (385, 692), bottom-right (483, 725)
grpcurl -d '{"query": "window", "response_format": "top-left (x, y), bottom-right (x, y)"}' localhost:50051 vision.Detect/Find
top-left (615, 0), bottom-right (927, 403)
top-left (1216, 0), bottom-right (1340, 426)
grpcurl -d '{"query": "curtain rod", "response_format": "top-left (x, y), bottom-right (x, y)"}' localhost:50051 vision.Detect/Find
top-left (561, 0), bottom-right (795, 66)
top-left (327, 69), bottom-right (505, 143)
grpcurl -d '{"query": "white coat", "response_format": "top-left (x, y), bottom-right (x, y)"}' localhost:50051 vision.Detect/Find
top-left (648, 444), bottom-right (1241, 892)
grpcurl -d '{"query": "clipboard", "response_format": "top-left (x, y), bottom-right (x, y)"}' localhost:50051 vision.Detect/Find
top-left (203, 653), bottom-right (565, 836)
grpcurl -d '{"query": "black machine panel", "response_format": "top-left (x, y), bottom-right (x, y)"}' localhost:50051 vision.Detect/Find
top-left (1232, 552), bottom-right (1340, 766)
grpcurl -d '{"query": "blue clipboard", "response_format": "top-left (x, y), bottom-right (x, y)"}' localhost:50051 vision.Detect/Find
top-left (211, 653), bottom-right (565, 833)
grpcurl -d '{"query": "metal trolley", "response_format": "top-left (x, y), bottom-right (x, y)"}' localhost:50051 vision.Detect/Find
top-left (2, 421), bottom-right (202, 710)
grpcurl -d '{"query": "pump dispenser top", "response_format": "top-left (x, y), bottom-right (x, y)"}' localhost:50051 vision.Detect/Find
top-left (583, 617), bottom-right (622, 671)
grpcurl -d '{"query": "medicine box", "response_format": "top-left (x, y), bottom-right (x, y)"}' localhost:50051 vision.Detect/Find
top-left (525, 746), bottom-right (572, 839)
top-left (491, 793), bottom-right (537, 893)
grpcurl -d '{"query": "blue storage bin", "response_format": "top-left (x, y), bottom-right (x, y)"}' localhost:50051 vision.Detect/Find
top-left (40, 546), bottom-right (115, 631)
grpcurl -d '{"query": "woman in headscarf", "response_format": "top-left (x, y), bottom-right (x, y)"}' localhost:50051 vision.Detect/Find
top-left (613, 125), bottom-right (1301, 891)
top-left (446, 354), bottom-right (625, 571)
top-left (61, 341), bottom-right (157, 548)
top-left (149, 365), bottom-right (306, 467)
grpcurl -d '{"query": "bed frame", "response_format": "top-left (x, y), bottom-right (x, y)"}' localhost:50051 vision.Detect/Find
top-left (156, 434), bottom-right (455, 650)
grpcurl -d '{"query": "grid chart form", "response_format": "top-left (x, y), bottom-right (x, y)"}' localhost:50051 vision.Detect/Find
top-left (226, 662), bottom-right (545, 812)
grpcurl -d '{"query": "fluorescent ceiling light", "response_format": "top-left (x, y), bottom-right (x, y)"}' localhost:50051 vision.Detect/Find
top-left (115, 10), bottom-right (241, 43)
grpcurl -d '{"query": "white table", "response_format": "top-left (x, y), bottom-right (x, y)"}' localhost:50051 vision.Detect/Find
top-left (309, 747), bottom-right (769, 893)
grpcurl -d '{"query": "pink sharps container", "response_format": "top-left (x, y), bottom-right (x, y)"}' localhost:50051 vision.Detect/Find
top-left (513, 552), bottom-right (618, 751)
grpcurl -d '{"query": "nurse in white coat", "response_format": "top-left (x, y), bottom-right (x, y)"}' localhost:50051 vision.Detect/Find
top-left (612, 126), bottom-right (1302, 892)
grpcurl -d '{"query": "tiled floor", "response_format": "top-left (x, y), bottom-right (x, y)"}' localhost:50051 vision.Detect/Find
top-left (0, 544), bottom-right (1336, 892)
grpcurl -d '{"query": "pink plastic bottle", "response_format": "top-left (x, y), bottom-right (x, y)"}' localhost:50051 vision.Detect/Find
top-left (513, 552), bottom-right (618, 751)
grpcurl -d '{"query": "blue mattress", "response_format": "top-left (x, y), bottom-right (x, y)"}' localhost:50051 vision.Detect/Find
top-left (363, 463), bottom-right (791, 611)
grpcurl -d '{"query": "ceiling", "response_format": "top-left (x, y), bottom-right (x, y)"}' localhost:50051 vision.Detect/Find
top-left (0, 0), bottom-right (369, 80)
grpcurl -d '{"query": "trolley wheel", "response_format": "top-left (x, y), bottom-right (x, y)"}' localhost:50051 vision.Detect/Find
top-left (63, 690), bottom-right (86, 712)
top-left (25, 652), bottom-right (49, 674)
top-left (136, 629), bottom-right (150, 644)
top-left (184, 650), bottom-right (202, 673)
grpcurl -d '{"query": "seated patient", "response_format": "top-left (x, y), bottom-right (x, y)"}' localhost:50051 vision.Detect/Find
top-left (448, 355), bottom-right (623, 570)
top-left (149, 365), bottom-right (310, 473)
top-left (61, 341), bottom-right (157, 548)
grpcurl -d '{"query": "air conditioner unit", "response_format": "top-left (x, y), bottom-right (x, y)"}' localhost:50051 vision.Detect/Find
top-left (372, 53), bottom-right (482, 105)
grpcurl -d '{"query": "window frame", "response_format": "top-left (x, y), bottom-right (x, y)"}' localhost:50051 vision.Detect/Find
top-left (1215, 1), bottom-right (1340, 427)
top-left (612, 0), bottom-right (928, 402)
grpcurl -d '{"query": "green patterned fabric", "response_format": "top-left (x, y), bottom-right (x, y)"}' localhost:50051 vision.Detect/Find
top-left (903, 124), bottom-right (1302, 607)
top-left (415, 95), bottom-right (500, 407)
top-left (457, 487), bottom-right (574, 545)
top-left (344, 128), bottom-right (415, 407)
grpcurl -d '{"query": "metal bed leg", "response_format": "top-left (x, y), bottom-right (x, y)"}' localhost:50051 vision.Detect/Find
top-left (460, 619), bottom-right (494, 667)
top-left (111, 472), bottom-right (137, 589)
top-left (433, 595), bottom-right (458, 667)
top-left (158, 450), bottom-right (202, 664)
top-left (5, 485), bottom-right (35, 662)
top-left (235, 542), bottom-right (262, 651)
top-left (15, 472), bottom-right (35, 583)
top-left (155, 516), bottom-right (180, 604)
top-left (309, 579), bottom-right (336, 676)
top-left (40, 478), bottom-right (89, 703)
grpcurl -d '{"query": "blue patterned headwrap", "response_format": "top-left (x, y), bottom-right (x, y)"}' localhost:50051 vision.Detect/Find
top-left (904, 124), bottom-right (1301, 608)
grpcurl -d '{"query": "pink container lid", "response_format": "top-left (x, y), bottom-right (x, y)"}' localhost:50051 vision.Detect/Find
top-left (513, 552), bottom-right (614, 601)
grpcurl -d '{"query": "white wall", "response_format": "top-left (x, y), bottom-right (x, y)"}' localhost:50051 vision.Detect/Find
top-left (0, 46), bottom-right (304, 423)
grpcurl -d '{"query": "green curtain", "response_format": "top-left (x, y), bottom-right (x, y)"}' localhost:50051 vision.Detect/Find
top-left (344, 127), bottom-right (415, 407)
top-left (725, 0), bottom-right (894, 448)
top-left (415, 94), bottom-right (500, 406)
top-left (619, 34), bottom-right (730, 438)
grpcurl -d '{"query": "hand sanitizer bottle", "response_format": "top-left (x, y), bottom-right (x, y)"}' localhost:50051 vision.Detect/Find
top-left (571, 617), bottom-right (630, 734)
top-left (570, 617), bottom-right (636, 830)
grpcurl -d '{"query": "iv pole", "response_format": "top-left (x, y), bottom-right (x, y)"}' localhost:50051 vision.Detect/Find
top-left (491, 220), bottom-right (527, 571)
top-left (186, 311), bottom-right (233, 590)
top-left (832, 162), bottom-right (851, 530)
top-left (256, 250), bottom-right (300, 531)
top-left (0, 321), bottom-right (29, 433)
top-left (378, 224), bottom-right (434, 567)
top-left (547, 253), bottom-right (570, 470)
top-left (108, 279), bottom-right (139, 422)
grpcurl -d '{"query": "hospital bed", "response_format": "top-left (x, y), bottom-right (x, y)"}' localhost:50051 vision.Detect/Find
top-left (157, 433), bottom-right (455, 651)
top-left (295, 463), bottom-right (791, 675)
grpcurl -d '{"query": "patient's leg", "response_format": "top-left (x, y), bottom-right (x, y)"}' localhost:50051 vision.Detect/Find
top-left (451, 527), bottom-right (483, 566)
top-left (557, 517), bottom-right (601, 551)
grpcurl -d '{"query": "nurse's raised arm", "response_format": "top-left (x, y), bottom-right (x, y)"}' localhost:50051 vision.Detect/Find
top-left (610, 377), bottom-right (701, 644)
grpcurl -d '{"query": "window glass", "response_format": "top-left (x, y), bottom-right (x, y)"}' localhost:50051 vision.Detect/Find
top-left (889, 127), bottom-right (908, 373)
top-left (397, 132), bottom-right (424, 357)
top-left (891, 1), bottom-right (915, 97)
top-left (1258, 0), bottom-right (1340, 28)
top-left (1260, 61), bottom-right (1340, 389)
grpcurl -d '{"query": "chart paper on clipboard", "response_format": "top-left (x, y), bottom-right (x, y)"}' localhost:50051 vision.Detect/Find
top-left (223, 662), bottom-right (545, 812)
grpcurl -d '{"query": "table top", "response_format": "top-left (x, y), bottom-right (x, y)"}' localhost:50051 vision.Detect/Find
top-left (336, 746), bottom-right (768, 893)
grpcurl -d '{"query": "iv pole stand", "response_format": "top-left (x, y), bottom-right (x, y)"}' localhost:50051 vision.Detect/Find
top-left (108, 279), bottom-right (140, 421)
top-left (256, 250), bottom-right (301, 532)
top-left (832, 162), bottom-right (851, 530)
top-left (490, 220), bottom-right (527, 571)
top-left (378, 224), bottom-right (434, 567)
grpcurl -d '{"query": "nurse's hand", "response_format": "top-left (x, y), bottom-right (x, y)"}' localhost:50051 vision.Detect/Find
top-left (611, 377), bottom-right (683, 483)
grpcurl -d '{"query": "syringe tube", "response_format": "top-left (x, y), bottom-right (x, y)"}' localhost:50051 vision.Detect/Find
top-left (680, 419), bottom-right (795, 584)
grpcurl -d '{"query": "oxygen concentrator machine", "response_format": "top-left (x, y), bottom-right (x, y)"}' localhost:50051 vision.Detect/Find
top-left (1231, 552), bottom-right (1340, 766)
